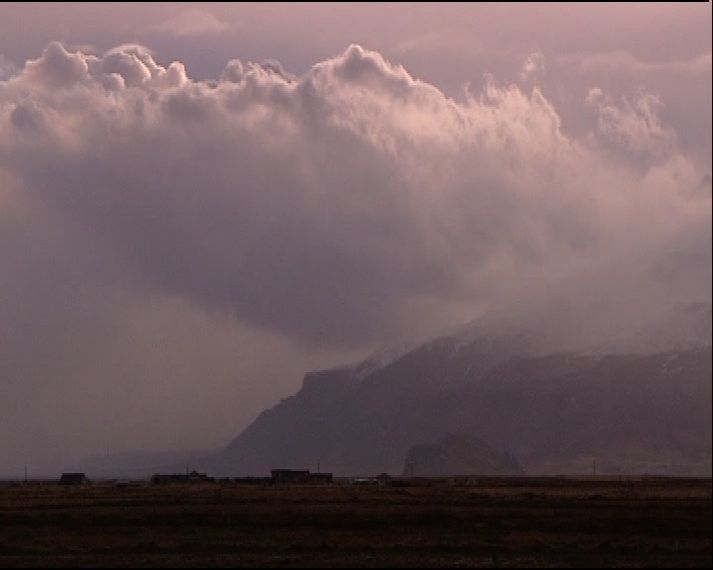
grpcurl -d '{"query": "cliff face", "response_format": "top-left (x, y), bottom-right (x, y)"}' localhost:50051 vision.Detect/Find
top-left (403, 434), bottom-right (524, 476)
top-left (210, 339), bottom-right (712, 477)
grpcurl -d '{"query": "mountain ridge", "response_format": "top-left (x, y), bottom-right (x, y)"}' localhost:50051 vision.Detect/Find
top-left (211, 332), bottom-right (711, 476)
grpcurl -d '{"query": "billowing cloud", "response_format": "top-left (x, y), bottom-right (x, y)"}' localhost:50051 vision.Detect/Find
top-left (585, 87), bottom-right (677, 163)
top-left (520, 52), bottom-right (545, 82)
top-left (0, 54), bottom-right (18, 80)
top-left (1, 41), bottom-right (709, 347)
top-left (0, 41), bottom-right (710, 472)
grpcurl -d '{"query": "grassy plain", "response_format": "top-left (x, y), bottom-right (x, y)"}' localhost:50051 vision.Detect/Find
top-left (0, 478), bottom-right (710, 567)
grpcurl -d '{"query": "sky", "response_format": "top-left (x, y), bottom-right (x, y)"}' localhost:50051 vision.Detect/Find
top-left (0, 3), bottom-right (711, 475)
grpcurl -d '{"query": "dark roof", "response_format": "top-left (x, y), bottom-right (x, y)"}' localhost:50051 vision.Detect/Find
top-left (59, 472), bottom-right (88, 484)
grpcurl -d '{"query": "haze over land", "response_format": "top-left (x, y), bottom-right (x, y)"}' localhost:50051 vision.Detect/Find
top-left (0, 3), bottom-right (710, 476)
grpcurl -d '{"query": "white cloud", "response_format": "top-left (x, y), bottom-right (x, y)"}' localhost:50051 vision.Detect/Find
top-left (1, 42), bottom-right (708, 348)
top-left (560, 50), bottom-right (712, 75)
top-left (586, 87), bottom-right (676, 161)
top-left (520, 52), bottom-right (545, 82)
top-left (149, 10), bottom-right (231, 38)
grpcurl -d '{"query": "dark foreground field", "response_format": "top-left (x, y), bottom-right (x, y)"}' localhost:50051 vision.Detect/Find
top-left (0, 478), bottom-right (710, 568)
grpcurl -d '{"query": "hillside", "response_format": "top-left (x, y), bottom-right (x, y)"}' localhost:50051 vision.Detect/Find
top-left (210, 336), bottom-right (712, 476)
top-left (403, 434), bottom-right (525, 476)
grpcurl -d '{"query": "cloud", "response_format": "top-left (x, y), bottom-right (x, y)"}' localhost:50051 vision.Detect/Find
top-left (520, 52), bottom-right (545, 82)
top-left (149, 10), bottom-right (231, 38)
top-left (392, 30), bottom-right (484, 59)
top-left (1, 42), bottom-right (709, 350)
top-left (0, 40), bottom-right (710, 473)
top-left (560, 50), bottom-right (712, 75)
top-left (585, 87), bottom-right (677, 162)
top-left (0, 54), bottom-right (18, 80)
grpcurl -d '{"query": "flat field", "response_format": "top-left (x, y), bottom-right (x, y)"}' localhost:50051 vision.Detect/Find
top-left (0, 478), bottom-right (710, 567)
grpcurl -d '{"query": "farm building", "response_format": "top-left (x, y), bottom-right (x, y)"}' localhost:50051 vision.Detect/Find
top-left (59, 473), bottom-right (89, 485)
top-left (376, 473), bottom-right (392, 487)
top-left (270, 469), bottom-right (311, 484)
top-left (151, 470), bottom-right (213, 485)
top-left (309, 472), bottom-right (333, 484)
top-left (270, 469), bottom-right (334, 485)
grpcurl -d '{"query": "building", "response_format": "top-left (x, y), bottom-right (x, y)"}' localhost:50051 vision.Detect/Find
top-left (270, 469), bottom-right (311, 484)
top-left (59, 473), bottom-right (89, 485)
top-left (309, 472), bottom-right (333, 484)
top-left (151, 470), bottom-right (213, 485)
top-left (269, 469), bottom-right (334, 485)
top-left (229, 477), bottom-right (271, 486)
top-left (376, 473), bottom-right (392, 487)
top-left (352, 477), bottom-right (377, 485)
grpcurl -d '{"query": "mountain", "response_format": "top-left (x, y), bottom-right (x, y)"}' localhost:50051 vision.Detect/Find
top-left (403, 434), bottom-right (524, 476)
top-left (210, 328), bottom-right (712, 476)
